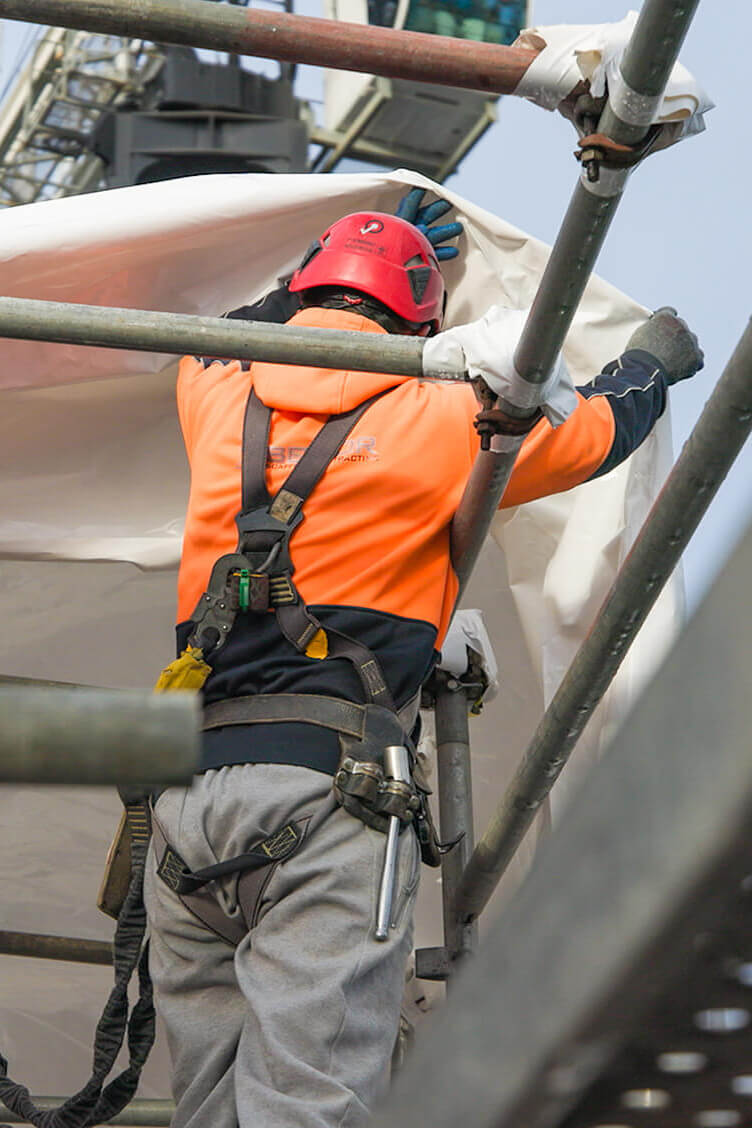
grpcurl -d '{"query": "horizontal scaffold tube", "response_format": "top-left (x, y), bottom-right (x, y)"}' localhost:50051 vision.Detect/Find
top-left (0, 1099), bottom-right (174, 1125)
top-left (3, 0), bottom-right (538, 97)
top-left (456, 315), bottom-right (752, 923)
top-left (0, 296), bottom-right (454, 379)
top-left (0, 930), bottom-right (112, 965)
top-left (450, 0), bottom-right (700, 594)
top-left (0, 686), bottom-right (200, 785)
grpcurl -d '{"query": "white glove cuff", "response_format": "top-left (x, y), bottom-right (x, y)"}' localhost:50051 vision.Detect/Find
top-left (421, 333), bottom-right (466, 381)
top-left (423, 305), bottom-right (577, 428)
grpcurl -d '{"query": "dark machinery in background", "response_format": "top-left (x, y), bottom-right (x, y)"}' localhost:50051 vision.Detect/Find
top-left (91, 45), bottom-right (309, 185)
top-left (0, 0), bottom-right (528, 202)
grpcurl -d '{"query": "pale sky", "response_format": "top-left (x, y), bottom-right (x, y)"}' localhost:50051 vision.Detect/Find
top-left (1, 1), bottom-right (749, 609)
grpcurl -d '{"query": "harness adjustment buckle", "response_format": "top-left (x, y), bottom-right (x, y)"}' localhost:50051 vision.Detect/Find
top-left (269, 574), bottom-right (296, 605)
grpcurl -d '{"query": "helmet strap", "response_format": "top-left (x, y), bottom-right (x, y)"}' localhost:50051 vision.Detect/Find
top-left (300, 286), bottom-right (430, 336)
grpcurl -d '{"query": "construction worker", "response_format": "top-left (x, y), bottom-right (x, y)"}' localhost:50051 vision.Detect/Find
top-left (144, 193), bottom-right (703, 1128)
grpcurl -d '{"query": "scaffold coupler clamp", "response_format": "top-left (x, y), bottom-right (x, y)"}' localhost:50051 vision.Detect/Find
top-left (575, 125), bottom-right (662, 183)
top-left (472, 377), bottom-right (543, 451)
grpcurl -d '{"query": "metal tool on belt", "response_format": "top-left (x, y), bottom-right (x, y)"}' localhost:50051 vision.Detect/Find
top-left (375, 744), bottom-right (413, 941)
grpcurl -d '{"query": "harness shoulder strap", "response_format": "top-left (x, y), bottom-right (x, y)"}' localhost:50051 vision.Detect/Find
top-left (239, 387), bottom-right (383, 521)
top-left (240, 387), bottom-right (397, 710)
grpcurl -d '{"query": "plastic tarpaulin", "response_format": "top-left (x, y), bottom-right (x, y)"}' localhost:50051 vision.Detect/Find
top-left (0, 168), bottom-right (681, 1097)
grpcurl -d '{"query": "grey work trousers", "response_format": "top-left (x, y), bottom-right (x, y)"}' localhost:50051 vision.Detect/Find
top-left (143, 763), bottom-right (420, 1128)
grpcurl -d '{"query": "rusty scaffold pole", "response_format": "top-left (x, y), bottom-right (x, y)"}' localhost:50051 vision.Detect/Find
top-left (3, 0), bottom-right (538, 96)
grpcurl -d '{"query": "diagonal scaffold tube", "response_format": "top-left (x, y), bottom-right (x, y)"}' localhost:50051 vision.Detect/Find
top-left (450, 0), bottom-right (707, 924)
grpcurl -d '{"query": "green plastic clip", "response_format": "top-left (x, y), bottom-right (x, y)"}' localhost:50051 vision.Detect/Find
top-left (238, 568), bottom-right (251, 612)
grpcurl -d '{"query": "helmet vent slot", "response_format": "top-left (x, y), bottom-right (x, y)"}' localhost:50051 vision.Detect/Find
top-left (407, 266), bottom-right (431, 303)
top-left (299, 241), bottom-right (322, 271)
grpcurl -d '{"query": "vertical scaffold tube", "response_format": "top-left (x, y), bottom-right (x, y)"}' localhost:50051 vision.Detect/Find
top-left (450, 0), bottom-right (701, 594)
top-left (434, 673), bottom-right (478, 966)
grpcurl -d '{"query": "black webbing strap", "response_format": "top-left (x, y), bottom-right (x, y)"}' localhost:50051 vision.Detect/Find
top-left (240, 387), bottom-right (386, 519)
top-left (152, 793), bottom-right (336, 950)
top-left (0, 801), bottom-right (155, 1128)
top-left (240, 388), bottom-right (274, 513)
top-left (152, 816), bottom-right (306, 948)
top-left (156, 819), bottom-right (303, 894)
top-left (238, 387), bottom-right (397, 710)
top-left (203, 692), bottom-right (368, 737)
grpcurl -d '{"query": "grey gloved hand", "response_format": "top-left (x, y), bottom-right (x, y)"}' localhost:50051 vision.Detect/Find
top-left (626, 307), bottom-right (704, 385)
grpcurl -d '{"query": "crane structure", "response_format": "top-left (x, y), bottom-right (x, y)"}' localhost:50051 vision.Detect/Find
top-left (0, 27), bottom-right (164, 204)
top-left (0, 0), bottom-right (528, 205)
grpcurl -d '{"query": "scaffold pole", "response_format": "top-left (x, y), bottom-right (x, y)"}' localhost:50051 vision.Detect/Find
top-left (0, 930), bottom-right (113, 965)
top-left (0, 1099), bottom-right (174, 1125)
top-left (0, 686), bottom-right (199, 784)
top-left (2, 0), bottom-right (538, 96)
top-left (0, 296), bottom-right (449, 378)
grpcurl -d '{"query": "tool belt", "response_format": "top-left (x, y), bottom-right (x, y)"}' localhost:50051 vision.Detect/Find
top-left (203, 693), bottom-right (441, 866)
top-left (150, 694), bottom-right (439, 950)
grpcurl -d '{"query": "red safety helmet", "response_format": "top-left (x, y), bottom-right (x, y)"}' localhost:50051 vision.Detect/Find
top-left (289, 212), bottom-right (445, 331)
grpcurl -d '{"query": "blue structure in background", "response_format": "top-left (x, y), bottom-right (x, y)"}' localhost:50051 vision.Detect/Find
top-left (369, 0), bottom-right (527, 45)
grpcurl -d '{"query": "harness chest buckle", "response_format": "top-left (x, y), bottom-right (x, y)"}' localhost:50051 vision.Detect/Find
top-left (231, 568), bottom-right (270, 613)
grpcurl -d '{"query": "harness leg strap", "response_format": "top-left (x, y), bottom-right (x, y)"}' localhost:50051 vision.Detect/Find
top-left (152, 792), bottom-right (338, 947)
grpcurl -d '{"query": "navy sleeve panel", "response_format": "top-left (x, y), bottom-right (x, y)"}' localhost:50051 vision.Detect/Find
top-left (199, 286), bottom-right (303, 367)
top-left (224, 284), bottom-right (302, 325)
top-left (579, 347), bottom-right (669, 480)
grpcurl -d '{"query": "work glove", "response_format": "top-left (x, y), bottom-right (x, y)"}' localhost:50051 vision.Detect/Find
top-left (395, 187), bottom-right (463, 261)
top-left (626, 307), bottom-right (704, 385)
top-left (515, 16), bottom-right (713, 147)
top-left (422, 305), bottom-right (577, 427)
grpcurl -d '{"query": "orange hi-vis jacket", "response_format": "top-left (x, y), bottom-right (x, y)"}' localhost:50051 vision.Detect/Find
top-left (176, 306), bottom-right (667, 775)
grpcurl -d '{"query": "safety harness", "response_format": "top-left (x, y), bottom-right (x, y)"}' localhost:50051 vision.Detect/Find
top-left (182, 386), bottom-right (396, 707)
top-left (152, 383), bottom-right (439, 941)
